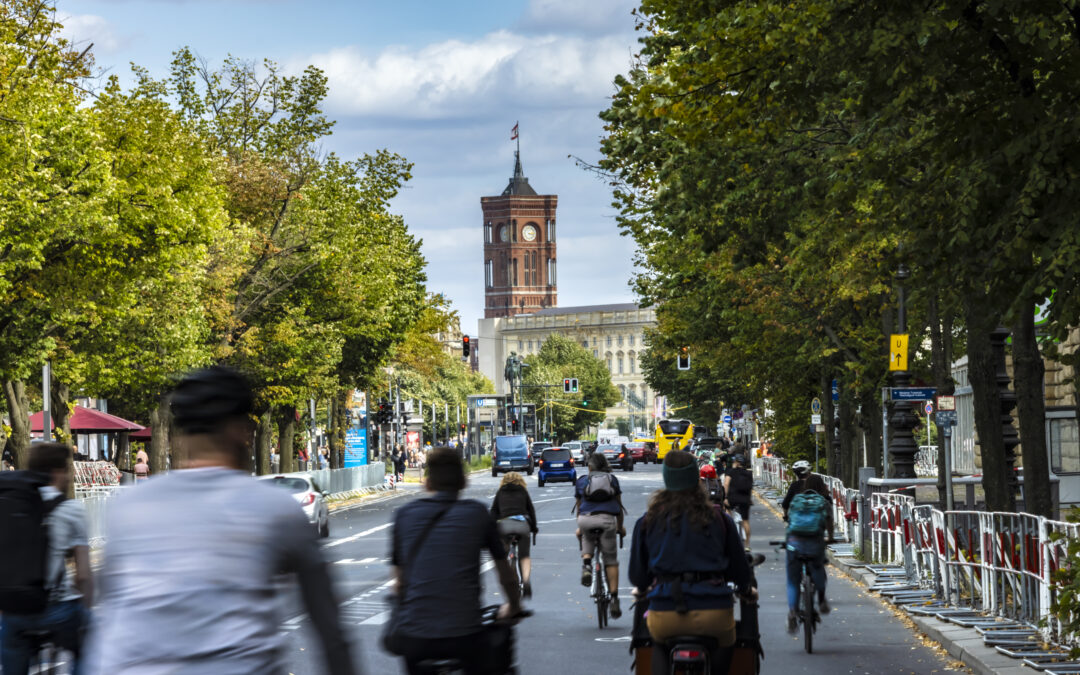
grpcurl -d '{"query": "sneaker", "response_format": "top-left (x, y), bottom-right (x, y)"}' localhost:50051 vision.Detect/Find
top-left (522, 581), bottom-right (532, 599)
top-left (581, 564), bottom-right (592, 587)
top-left (787, 610), bottom-right (798, 635)
top-left (610, 595), bottom-right (622, 619)
top-left (818, 597), bottom-right (831, 615)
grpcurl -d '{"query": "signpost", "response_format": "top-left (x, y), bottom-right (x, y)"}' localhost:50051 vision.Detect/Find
top-left (811, 414), bottom-right (822, 425)
top-left (935, 408), bottom-right (958, 514)
top-left (889, 334), bottom-right (909, 371)
top-left (891, 387), bottom-right (937, 400)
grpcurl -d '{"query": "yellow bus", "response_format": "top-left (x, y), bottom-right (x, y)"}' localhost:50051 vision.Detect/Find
top-left (655, 419), bottom-right (695, 461)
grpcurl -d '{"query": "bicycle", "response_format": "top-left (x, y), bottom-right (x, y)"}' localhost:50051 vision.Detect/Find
top-left (770, 539), bottom-right (820, 653)
top-left (504, 532), bottom-right (535, 598)
top-left (415, 604), bottom-right (533, 674)
top-left (584, 527), bottom-right (624, 629)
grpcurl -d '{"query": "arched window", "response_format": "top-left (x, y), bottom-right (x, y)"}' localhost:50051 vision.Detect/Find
top-left (485, 259), bottom-right (493, 288)
top-left (512, 258), bottom-right (518, 286)
top-left (485, 221), bottom-right (492, 244)
top-left (512, 219), bottom-right (518, 242)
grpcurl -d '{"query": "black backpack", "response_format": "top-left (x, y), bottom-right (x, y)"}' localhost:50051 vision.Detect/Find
top-left (727, 467), bottom-right (753, 505)
top-left (0, 471), bottom-right (65, 614)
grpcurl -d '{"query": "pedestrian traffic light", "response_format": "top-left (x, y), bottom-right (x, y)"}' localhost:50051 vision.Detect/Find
top-left (677, 346), bottom-right (691, 371)
top-left (563, 378), bottom-right (571, 393)
top-left (571, 378), bottom-right (578, 393)
top-left (462, 335), bottom-right (470, 357)
top-left (563, 377), bottom-right (579, 393)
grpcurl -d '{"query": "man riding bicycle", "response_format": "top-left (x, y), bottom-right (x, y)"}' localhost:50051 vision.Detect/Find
top-left (722, 454), bottom-right (753, 546)
top-left (574, 453), bottom-right (625, 619)
top-left (780, 460), bottom-right (833, 634)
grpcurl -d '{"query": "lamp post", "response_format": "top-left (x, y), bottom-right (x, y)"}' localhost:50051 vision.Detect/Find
top-left (887, 262), bottom-right (919, 479)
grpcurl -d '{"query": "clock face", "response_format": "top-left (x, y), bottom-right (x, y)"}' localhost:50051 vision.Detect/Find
top-left (522, 225), bottom-right (537, 242)
top-left (499, 225), bottom-right (510, 242)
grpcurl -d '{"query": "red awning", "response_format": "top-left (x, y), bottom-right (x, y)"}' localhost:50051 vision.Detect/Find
top-left (30, 406), bottom-right (145, 434)
top-left (130, 426), bottom-right (152, 440)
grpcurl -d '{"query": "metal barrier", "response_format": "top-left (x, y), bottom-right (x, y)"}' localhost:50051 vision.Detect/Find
top-left (286, 464), bottom-right (386, 494)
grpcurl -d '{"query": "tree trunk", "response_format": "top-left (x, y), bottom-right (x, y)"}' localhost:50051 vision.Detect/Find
top-left (859, 387), bottom-right (883, 477)
top-left (328, 389), bottom-right (348, 469)
top-left (838, 386), bottom-right (857, 487)
top-left (148, 397), bottom-right (171, 474)
top-left (928, 293), bottom-right (956, 505)
top-left (278, 404), bottom-right (296, 474)
top-left (1013, 302), bottom-right (1052, 517)
top-left (822, 372), bottom-right (836, 476)
top-left (255, 408), bottom-right (272, 476)
top-left (116, 433), bottom-right (131, 471)
top-left (50, 379), bottom-right (71, 445)
top-left (3, 380), bottom-right (30, 469)
top-left (965, 299), bottom-right (1009, 511)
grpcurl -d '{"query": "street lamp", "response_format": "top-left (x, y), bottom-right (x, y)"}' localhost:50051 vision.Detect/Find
top-left (886, 262), bottom-right (919, 479)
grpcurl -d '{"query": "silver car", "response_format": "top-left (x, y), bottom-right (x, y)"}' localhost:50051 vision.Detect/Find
top-left (259, 475), bottom-right (330, 538)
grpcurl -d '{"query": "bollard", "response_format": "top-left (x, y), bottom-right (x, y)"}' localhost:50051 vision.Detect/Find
top-left (858, 466), bottom-right (877, 560)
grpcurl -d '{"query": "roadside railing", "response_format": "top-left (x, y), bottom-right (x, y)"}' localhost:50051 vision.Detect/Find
top-left (751, 453), bottom-right (1078, 648)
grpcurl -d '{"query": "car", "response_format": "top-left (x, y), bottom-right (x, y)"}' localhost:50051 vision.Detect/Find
top-left (596, 443), bottom-right (633, 472)
top-left (530, 441), bottom-right (553, 461)
top-left (259, 474), bottom-right (330, 538)
top-left (563, 441), bottom-right (582, 460)
top-left (537, 447), bottom-right (577, 487)
top-left (493, 435), bottom-right (533, 476)
top-left (626, 441), bottom-right (658, 464)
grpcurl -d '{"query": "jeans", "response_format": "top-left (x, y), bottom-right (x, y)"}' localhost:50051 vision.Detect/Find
top-left (785, 536), bottom-right (827, 610)
top-left (0, 599), bottom-right (87, 675)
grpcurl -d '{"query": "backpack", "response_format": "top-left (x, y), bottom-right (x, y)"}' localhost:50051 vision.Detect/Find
top-left (726, 467), bottom-right (753, 505)
top-left (0, 471), bottom-right (65, 614)
top-left (787, 491), bottom-right (828, 537)
top-left (584, 473), bottom-right (616, 502)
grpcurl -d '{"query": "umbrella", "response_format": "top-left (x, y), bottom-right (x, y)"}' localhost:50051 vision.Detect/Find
top-left (30, 406), bottom-right (145, 434)
top-left (130, 426), bottom-right (152, 441)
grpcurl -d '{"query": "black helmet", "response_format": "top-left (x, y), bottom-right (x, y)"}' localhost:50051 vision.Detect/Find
top-left (170, 366), bottom-right (254, 435)
top-left (732, 454), bottom-right (746, 465)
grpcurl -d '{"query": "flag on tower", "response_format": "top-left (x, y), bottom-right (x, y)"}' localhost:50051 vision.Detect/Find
top-left (511, 122), bottom-right (519, 140)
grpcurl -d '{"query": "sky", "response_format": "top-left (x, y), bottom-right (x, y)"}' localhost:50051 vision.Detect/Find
top-left (55, 0), bottom-right (643, 335)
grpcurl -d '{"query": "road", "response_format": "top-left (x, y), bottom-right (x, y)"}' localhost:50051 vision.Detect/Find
top-left (280, 463), bottom-right (967, 674)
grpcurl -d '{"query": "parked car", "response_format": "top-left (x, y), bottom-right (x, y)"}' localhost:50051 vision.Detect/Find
top-left (530, 441), bottom-right (553, 461)
top-left (493, 435), bottom-right (533, 476)
top-left (627, 441), bottom-right (658, 464)
top-left (597, 443), bottom-right (633, 472)
top-left (258, 474), bottom-right (330, 538)
top-left (537, 447), bottom-right (577, 487)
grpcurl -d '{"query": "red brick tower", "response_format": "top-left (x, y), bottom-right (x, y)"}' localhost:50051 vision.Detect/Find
top-left (482, 148), bottom-right (557, 318)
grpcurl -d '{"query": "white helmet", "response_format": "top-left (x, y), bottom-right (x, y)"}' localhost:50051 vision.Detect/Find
top-left (792, 460), bottom-right (812, 474)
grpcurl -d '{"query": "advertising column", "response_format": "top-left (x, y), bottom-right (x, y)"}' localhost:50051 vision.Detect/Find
top-left (344, 390), bottom-right (368, 467)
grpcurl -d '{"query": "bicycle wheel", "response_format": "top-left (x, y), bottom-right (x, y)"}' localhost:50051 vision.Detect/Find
top-left (595, 556), bottom-right (608, 629)
top-left (802, 576), bottom-right (815, 654)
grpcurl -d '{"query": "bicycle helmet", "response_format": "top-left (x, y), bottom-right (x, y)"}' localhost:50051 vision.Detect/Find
top-left (731, 454), bottom-right (746, 465)
top-left (792, 459), bottom-right (812, 474)
top-left (699, 463), bottom-right (717, 479)
top-left (170, 366), bottom-right (254, 435)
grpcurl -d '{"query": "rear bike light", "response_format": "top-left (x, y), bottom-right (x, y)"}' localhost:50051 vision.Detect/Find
top-left (673, 649), bottom-right (702, 660)
top-left (300, 492), bottom-right (315, 506)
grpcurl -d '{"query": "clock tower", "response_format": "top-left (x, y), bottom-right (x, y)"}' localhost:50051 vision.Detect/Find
top-left (481, 150), bottom-right (557, 318)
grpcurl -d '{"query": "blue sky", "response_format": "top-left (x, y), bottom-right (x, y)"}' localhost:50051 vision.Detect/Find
top-left (56, 0), bottom-right (642, 334)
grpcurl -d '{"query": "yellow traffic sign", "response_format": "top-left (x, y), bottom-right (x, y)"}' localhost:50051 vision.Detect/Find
top-left (889, 334), bottom-right (909, 371)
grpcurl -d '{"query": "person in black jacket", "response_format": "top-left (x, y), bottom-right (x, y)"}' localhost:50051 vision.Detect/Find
top-left (490, 472), bottom-right (538, 598)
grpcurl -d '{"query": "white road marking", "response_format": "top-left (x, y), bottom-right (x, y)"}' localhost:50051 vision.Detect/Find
top-left (334, 556), bottom-right (381, 565)
top-left (325, 522), bottom-right (392, 548)
top-left (538, 517), bottom-right (578, 524)
top-left (532, 496), bottom-right (575, 504)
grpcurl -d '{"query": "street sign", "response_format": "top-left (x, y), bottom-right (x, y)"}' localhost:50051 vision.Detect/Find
top-left (723, 415), bottom-right (732, 424)
top-left (811, 397), bottom-right (822, 415)
top-left (811, 414), bottom-right (822, 425)
top-left (889, 334), bottom-right (909, 371)
top-left (936, 395), bottom-right (956, 411)
top-left (924, 402), bottom-right (934, 415)
top-left (815, 424), bottom-right (825, 433)
top-left (831, 379), bottom-right (839, 402)
top-left (935, 410), bottom-right (957, 426)
top-left (890, 387), bottom-right (937, 401)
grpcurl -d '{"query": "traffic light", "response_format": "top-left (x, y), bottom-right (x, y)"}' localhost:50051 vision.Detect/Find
top-left (563, 378), bottom-right (571, 393)
top-left (511, 418), bottom-right (519, 433)
top-left (571, 378), bottom-right (578, 393)
top-left (582, 399), bottom-right (589, 407)
top-left (677, 346), bottom-right (691, 370)
top-left (462, 335), bottom-right (470, 357)
top-left (562, 377), bottom-right (579, 393)
top-left (459, 423), bottom-right (466, 433)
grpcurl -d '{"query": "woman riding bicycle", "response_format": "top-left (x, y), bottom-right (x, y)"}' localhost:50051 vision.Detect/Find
top-left (490, 472), bottom-right (538, 598)
top-left (629, 450), bottom-right (753, 674)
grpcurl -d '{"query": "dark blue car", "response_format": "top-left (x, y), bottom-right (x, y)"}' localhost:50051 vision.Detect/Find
top-left (537, 447), bottom-right (577, 487)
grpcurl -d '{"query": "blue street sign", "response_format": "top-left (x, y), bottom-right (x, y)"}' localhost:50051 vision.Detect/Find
top-left (831, 379), bottom-right (839, 402)
top-left (723, 415), bottom-right (732, 424)
top-left (935, 410), bottom-right (957, 426)
top-left (890, 387), bottom-right (937, 401)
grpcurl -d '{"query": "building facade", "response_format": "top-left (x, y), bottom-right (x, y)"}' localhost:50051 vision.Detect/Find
top-left (477, 303), bottom-right (657, 430)
top-left (482, 153), bottom-right (558, 318)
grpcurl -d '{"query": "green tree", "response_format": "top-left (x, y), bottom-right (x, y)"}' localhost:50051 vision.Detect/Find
top-left (522, 335), bottom-right (618, 441)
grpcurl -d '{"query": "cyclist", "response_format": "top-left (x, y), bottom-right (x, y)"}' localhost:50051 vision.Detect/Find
top-left (490, 471), bottom-right (538, 598)
top-left (0, 443), bottom-right (93, 675)
top-left (574, 452), bottom-right (626, 619)
top-left (722, 454), bottom-right (753, 546)
top-left (629, 450), bottom-right (753, 674)
top-left (390, 447), bottom-right (522, 673)
top-left (780, 459), bottom-right (833, 634)
top-left (85, 366), bottom-right (356, 675)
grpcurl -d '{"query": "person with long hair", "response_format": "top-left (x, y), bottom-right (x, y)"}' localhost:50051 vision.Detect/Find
top-left (629, 450), bottom-right (753, 674)
top-left (490, 472), bottom-right (538, 598)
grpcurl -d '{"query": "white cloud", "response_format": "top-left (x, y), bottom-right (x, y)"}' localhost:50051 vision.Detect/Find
top-left (58, 14), bottom-right (125, 54)
top-left (518, 0), bottom-right (638, 36)
top-left (306, 30), bottom-right (632, 120)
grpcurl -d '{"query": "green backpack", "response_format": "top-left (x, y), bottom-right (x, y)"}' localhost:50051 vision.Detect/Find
top-left (787, 491), bottom-right (828, 537)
